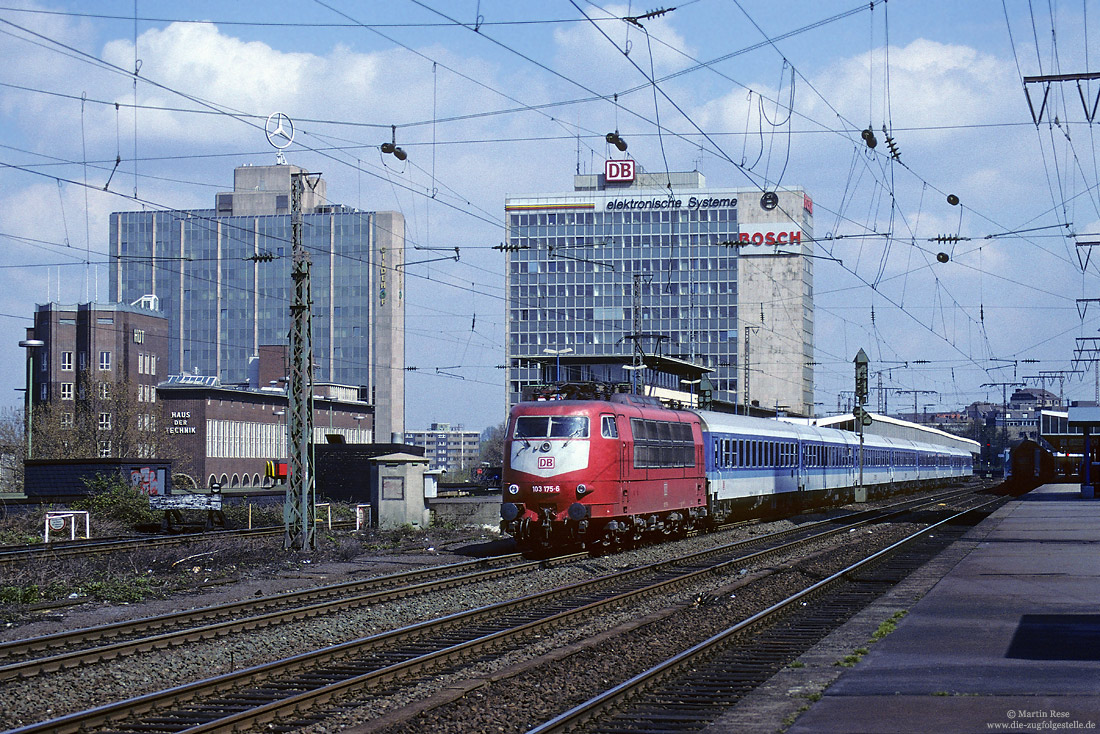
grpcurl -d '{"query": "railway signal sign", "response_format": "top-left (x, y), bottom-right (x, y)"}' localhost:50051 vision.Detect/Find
top-left (854, 348), bottom-right (869, 403)
top-left (853, 405), bottom-right (873, 426)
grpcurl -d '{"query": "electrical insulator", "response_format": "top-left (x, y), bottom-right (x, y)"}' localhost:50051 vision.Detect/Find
top-left (606, 132), bottom-right (628, 152)
top-left (381, 142), bottom-right (407, 160)
top-left (861, 128), bottom-right (878, 149)
top-left (885, 135), bottom-right (900, 160)
top-left (937, 252), bottom-right (950, 263)
top-left (947, 194), bottom-right (960, 206)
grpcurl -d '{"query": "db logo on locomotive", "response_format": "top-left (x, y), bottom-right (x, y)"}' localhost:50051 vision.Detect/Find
top-left (538, 456), bottom-right (555, 469)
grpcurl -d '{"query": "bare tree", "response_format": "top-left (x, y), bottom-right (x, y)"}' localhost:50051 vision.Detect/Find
top-left (0, 406), bottom-right (24, 492)
top-left (31, 373), bottom-right (181, 463)
top-left (477, 421), bottom-right (507, 468)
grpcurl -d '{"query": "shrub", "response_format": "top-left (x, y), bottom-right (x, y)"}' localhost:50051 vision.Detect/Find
top-left (71, 475), bottom-right (159, 530)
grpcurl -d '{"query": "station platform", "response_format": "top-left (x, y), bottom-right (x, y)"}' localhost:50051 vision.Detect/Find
top-left (778, 483), bottom-right (1100, 733)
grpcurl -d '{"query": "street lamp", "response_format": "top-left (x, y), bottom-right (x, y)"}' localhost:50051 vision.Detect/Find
top-left (543, 347), bottom-right (573, 383)
top-left (18, 339), bottom-right (44, 459)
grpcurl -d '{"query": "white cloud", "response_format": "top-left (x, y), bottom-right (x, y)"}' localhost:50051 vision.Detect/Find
top-left (552, 4), bottom-right (695, 97)
top-left (809, 38), bottom-right (1019, 132)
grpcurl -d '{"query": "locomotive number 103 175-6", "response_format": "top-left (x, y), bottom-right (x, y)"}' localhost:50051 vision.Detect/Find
top-left (530, 485), bottom-right (561, 493)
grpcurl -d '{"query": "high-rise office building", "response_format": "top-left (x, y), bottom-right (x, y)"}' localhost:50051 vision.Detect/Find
top-left (109, 163), bottom-right (405, 440)
top-left (505, 168), bottom-right (814, 416)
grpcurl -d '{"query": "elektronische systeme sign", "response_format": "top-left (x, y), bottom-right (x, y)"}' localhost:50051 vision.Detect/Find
top-left (603, 195), bottom-right (738, 211)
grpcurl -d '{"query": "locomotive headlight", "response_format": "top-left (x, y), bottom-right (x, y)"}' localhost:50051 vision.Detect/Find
top-left (576, 483), bottom-right (588, 496)
top-left (507, 484), bottom-right (520, 495)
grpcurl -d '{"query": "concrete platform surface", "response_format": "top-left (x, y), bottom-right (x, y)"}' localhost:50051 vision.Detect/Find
top-left (787, 483), bottom-right (1100, 734)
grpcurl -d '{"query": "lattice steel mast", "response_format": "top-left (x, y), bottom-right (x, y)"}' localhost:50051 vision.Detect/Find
top-left (285, 171), bottom-right (317, 550)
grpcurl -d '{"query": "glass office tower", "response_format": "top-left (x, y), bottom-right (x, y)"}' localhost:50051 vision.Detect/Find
top-left (505, 169), bottom-right (813, 416)
top-left (110, 164), bottom-right (406, 440)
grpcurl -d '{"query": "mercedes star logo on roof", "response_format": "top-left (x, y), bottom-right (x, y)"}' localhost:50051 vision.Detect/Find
top-left (265, 112), bottom-right (295, 150)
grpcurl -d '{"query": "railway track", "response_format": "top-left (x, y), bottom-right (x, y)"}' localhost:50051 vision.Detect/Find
top-left (5, 486), bottom-right (987, 734)
top-left (0, 524), bottom-right (351, 568)
top-left (0, 551), bottom-right (576, 680)
top-left (528, 498), bottom-right (1003, 734)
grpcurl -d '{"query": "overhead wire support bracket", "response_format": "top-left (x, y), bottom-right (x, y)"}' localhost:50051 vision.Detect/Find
top-left (397, 247), bottom-right (459, 269)
top-left (1023, 71), bottom-right (1100, 124)
top-left (1074, 238), bottom-right (1100, 271)
top-left (1076, 298), bottom-right (1100, 320)
top-left (547, 245), bottom-right (615, 270)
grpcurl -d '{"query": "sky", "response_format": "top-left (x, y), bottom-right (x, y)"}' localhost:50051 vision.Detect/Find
top-left (0, 1), bottom-right (1097, 434)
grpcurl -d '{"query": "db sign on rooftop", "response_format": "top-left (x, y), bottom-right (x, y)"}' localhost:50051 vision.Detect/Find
top-left (605, 159), bottom-right (635, 183)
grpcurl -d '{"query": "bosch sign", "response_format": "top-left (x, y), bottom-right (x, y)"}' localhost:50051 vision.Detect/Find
top-left (738, 230), bottom-right (802, 245)
top-left (737, 222), bottom-right (807, 253)
top-left (605, 159), bottom-right (635, 182)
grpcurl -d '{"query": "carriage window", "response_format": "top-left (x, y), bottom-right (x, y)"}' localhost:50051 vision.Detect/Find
top-left (601, 415), bottom-right (618, 439)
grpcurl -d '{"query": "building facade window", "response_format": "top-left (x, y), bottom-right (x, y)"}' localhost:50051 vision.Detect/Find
top-left (98, 412), bottom-right (112, 431)
top-left (99, 383), bottom-right (110, 400)
top-left (99, 351), bottom-right (111, 371)
top-left (61, 351), bottom-right (73, 371)
top-left (60, 412), bottom-right (73, 429)
top-left (60, 383), bottom-right (74, 400)
top-left (98, 440), bottom-right (111, 458)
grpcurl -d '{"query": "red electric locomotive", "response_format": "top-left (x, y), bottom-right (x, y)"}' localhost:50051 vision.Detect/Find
top-left (500, 393), bottom-right (707, 550)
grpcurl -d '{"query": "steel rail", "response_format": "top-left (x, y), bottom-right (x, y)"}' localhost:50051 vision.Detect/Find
top-left (5, 489), bottom-right (984, 734)
top-left (0, 525), bottom-right (298, 566)
top-left (526, 497), bottom-right (1003, 734)
top-left (0, 485), bottom-right (969, 676)
top-left (0, 551), bottom-right (538, 661)
top-left (0, 552), bottom-right (581, 680)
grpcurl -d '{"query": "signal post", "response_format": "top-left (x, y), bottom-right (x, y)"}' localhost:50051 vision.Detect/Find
top-left (854, 349), bottom-right (871, 502)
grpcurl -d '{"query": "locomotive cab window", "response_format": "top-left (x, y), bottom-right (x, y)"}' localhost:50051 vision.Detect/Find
top-left (601, 415), bottom-right (619, 439)
top-left (515, 416), bottom-right (590, 439)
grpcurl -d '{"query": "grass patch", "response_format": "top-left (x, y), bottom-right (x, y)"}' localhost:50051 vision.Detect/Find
top-left (871, 610), bottom-right (908, 642)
